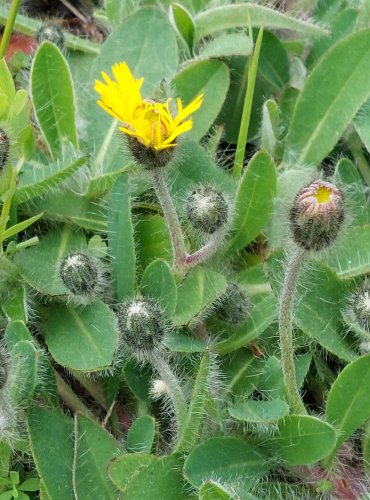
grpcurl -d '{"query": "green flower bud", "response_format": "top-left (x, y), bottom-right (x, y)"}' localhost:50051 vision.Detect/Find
top-left (343, 280), bottom-right (370, 353)
top-left (59, 252), bottom-right (101, 304)
top-left (215, 283), bottom-right (251, 325)
top-left (289, 180), bottom-right (344, 251)
top-left (36, 24), bottom-right (65, 49)
top-left (116, 298), bottom-right (168, 360)
top-left (186, 186), bottom-right (229, 234)
top-left (0, 128), bottom-right (10, 170)
top-left (127, 136), bottom-right (175, 170)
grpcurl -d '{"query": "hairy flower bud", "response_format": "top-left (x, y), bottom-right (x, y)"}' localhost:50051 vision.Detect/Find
top-left (186, 186), bottom-right (229, 234)
top-left (289, 180), bottom-right (344, 251)
top-left (59, 252), bottom-right (101, 304)
top-left (36, 24), bottom-right (65, 49)
top-left (215, 283), bottom-right (251, 325)
top-left (128, 136), bottom-right (175, 170)
top-left (0, 128), bottom-right (10, 170)
top-left (343, 281), bottom-right (370, 353)
top-left (116, 298), bottom-right (168, 360)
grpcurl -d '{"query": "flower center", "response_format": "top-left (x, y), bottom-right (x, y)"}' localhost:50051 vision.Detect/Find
top-left (315, 186), bottom-right (332, 204)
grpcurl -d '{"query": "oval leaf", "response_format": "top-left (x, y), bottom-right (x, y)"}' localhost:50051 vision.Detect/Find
top-left (285, 30), bottom-right (370, 166)
top-left (30, 42), bottom-right (78, 158)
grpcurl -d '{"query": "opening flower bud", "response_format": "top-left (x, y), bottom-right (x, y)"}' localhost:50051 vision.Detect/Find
top-left (36, 24), bottom-right (65, 49)
top-left (116, 298), bottom-right (168, 359)
top-left (0, 128), bottom-right (10, 170)
top-left (186, 186), bottom-right (229, 234)
top-left (215, 283), bottom-right (251, 325)
top-left (59, 252), bottom-right (100, 304)
top-left (289, 180), bottom-right (344, 251)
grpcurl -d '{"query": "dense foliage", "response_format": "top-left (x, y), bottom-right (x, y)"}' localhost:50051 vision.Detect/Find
top-left (0, 0), bottom-right (370, 499)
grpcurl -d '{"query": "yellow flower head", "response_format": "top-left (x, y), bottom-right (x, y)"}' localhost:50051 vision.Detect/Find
top-left (94, 62), bottom-right (204, 151)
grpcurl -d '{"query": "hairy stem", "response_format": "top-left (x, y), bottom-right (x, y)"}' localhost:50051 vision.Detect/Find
top-left (184, 229), bottom-right (226, 267)
top-left (278, 246), bottom-right (307, 414)
top-left (54, 371), bottom-right (95, 420)
top-left (150, 353), bottom-right (187, 437)
top-left (0, 0), bottom-right (21, 59)
top-left (150, 169), bottom-right (187, 274)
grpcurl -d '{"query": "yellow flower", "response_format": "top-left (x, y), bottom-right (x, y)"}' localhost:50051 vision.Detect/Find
top-left (94, 62), bottom-right (204, 151)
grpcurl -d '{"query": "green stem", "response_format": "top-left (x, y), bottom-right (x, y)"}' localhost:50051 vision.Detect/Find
top-left (348, 132), bottom-right (370, 187)
top-left (278, 246), bottom-right (307, 414)
top-left (233, 27), bottom-right (264, 179)
top-left (151, 169), bottom-right (187, 275)
top-left (0, 0), bottom-right (21, 59)
top-left (54, 371), bottom-right (95, 420)
top-left (72, 372), bottom-right (107, 410)
top-left (150, 353), bottom-right (187, 437)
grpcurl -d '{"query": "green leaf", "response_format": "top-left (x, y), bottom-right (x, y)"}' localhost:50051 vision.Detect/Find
top-left (0, 59), bottom-right (15, 105)
top-left (176, 352), bottom-right (213, 453)
top-left (18, 478), bottom-right (41, 492)
top-left (126, 415), bottom-right (155, 453)
top-left (3, 213), bottom-right (43, 240)
top-left (135, 215), bottom-right (171, 270)
top-left (184, 437), bottom-right (270, 493)
top-left (173, 59), bottom-right (229, 143)
top-left (326, 354), bottom-right (370, 454)
top-left (45, 301), bottom-right (119, 372)
top-left (268, 415), bottom-right (337, 465)
top-left (164, 333), bottom-right (206, 353)
top-left (225, 151), bottom-right (277, 254)
top-left (198, 33), bottom-right (253, 59)
top-left (107, 174), bottom-right (136, 301)
top-left (29, 192), bottom-right (107, 232)
top-left (199, 480), bottom-right (255, 500)
top-left (169, 3), bottom-right (195, 49)
top-left (172, 267), bottom-right (227, 326)
top-left (216, 294), bottom-right (278, 355)
top-left (2, 282), bottom-right (28, 322)
top-left (4, 321), bottom-right (33, 350)
top-left (30, 42), bottom-right (78, 158)
top-left (140, 260), bottom-right (177, 316)
top-left (74, 416), bottom-right (119, 500)
top-left (123, 359), bottom-right (152, 402)
top-left (334, 158), bottom-right (369, 226)
top-left (229, 399), bottom-right (289, 424)
top-left (27, 406), bottom-right (74, 500)
top-left (15, 226), bottom-right (87, 296)
top-left (261, 99), bottom-right (280, 157)
top-left (10, 341), bottom-right (39, 407)
top-left (306, 9), bottom-right (358, 67)
top-left (194, 4), bottom-right (327, 42)
top-left (15, 156), bottom-right (87, 205)
top-left (325, 226), bottom-right (370, 278)
top-left (108, 453), bottom-right (185, 499)
top-left (169, 142), bottom-right (234, 199)
top-left (284, 30), bottom-right (370, 166)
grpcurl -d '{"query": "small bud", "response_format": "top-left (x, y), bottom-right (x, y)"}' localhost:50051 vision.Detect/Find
top-left (116, 298), bottom-right (168, 360)
top-left (186, 186), bottom-right (229, 234)
top-left (0, 128), bottom-right (10, 170)
top-left (344, 281), bottom-right (370, 349)
top-left (127, 136), bottom-right (175, 170)
top-left (150, 379), bottom-right (170, 399)
top-left (59, 252), bottom-right (101, 304)
top-left (289, 180), bottom-right (344, 251)
top-left (215, 283), bottom-right (251, 325)
top-left (36, 24), bottom-right (65, 50)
